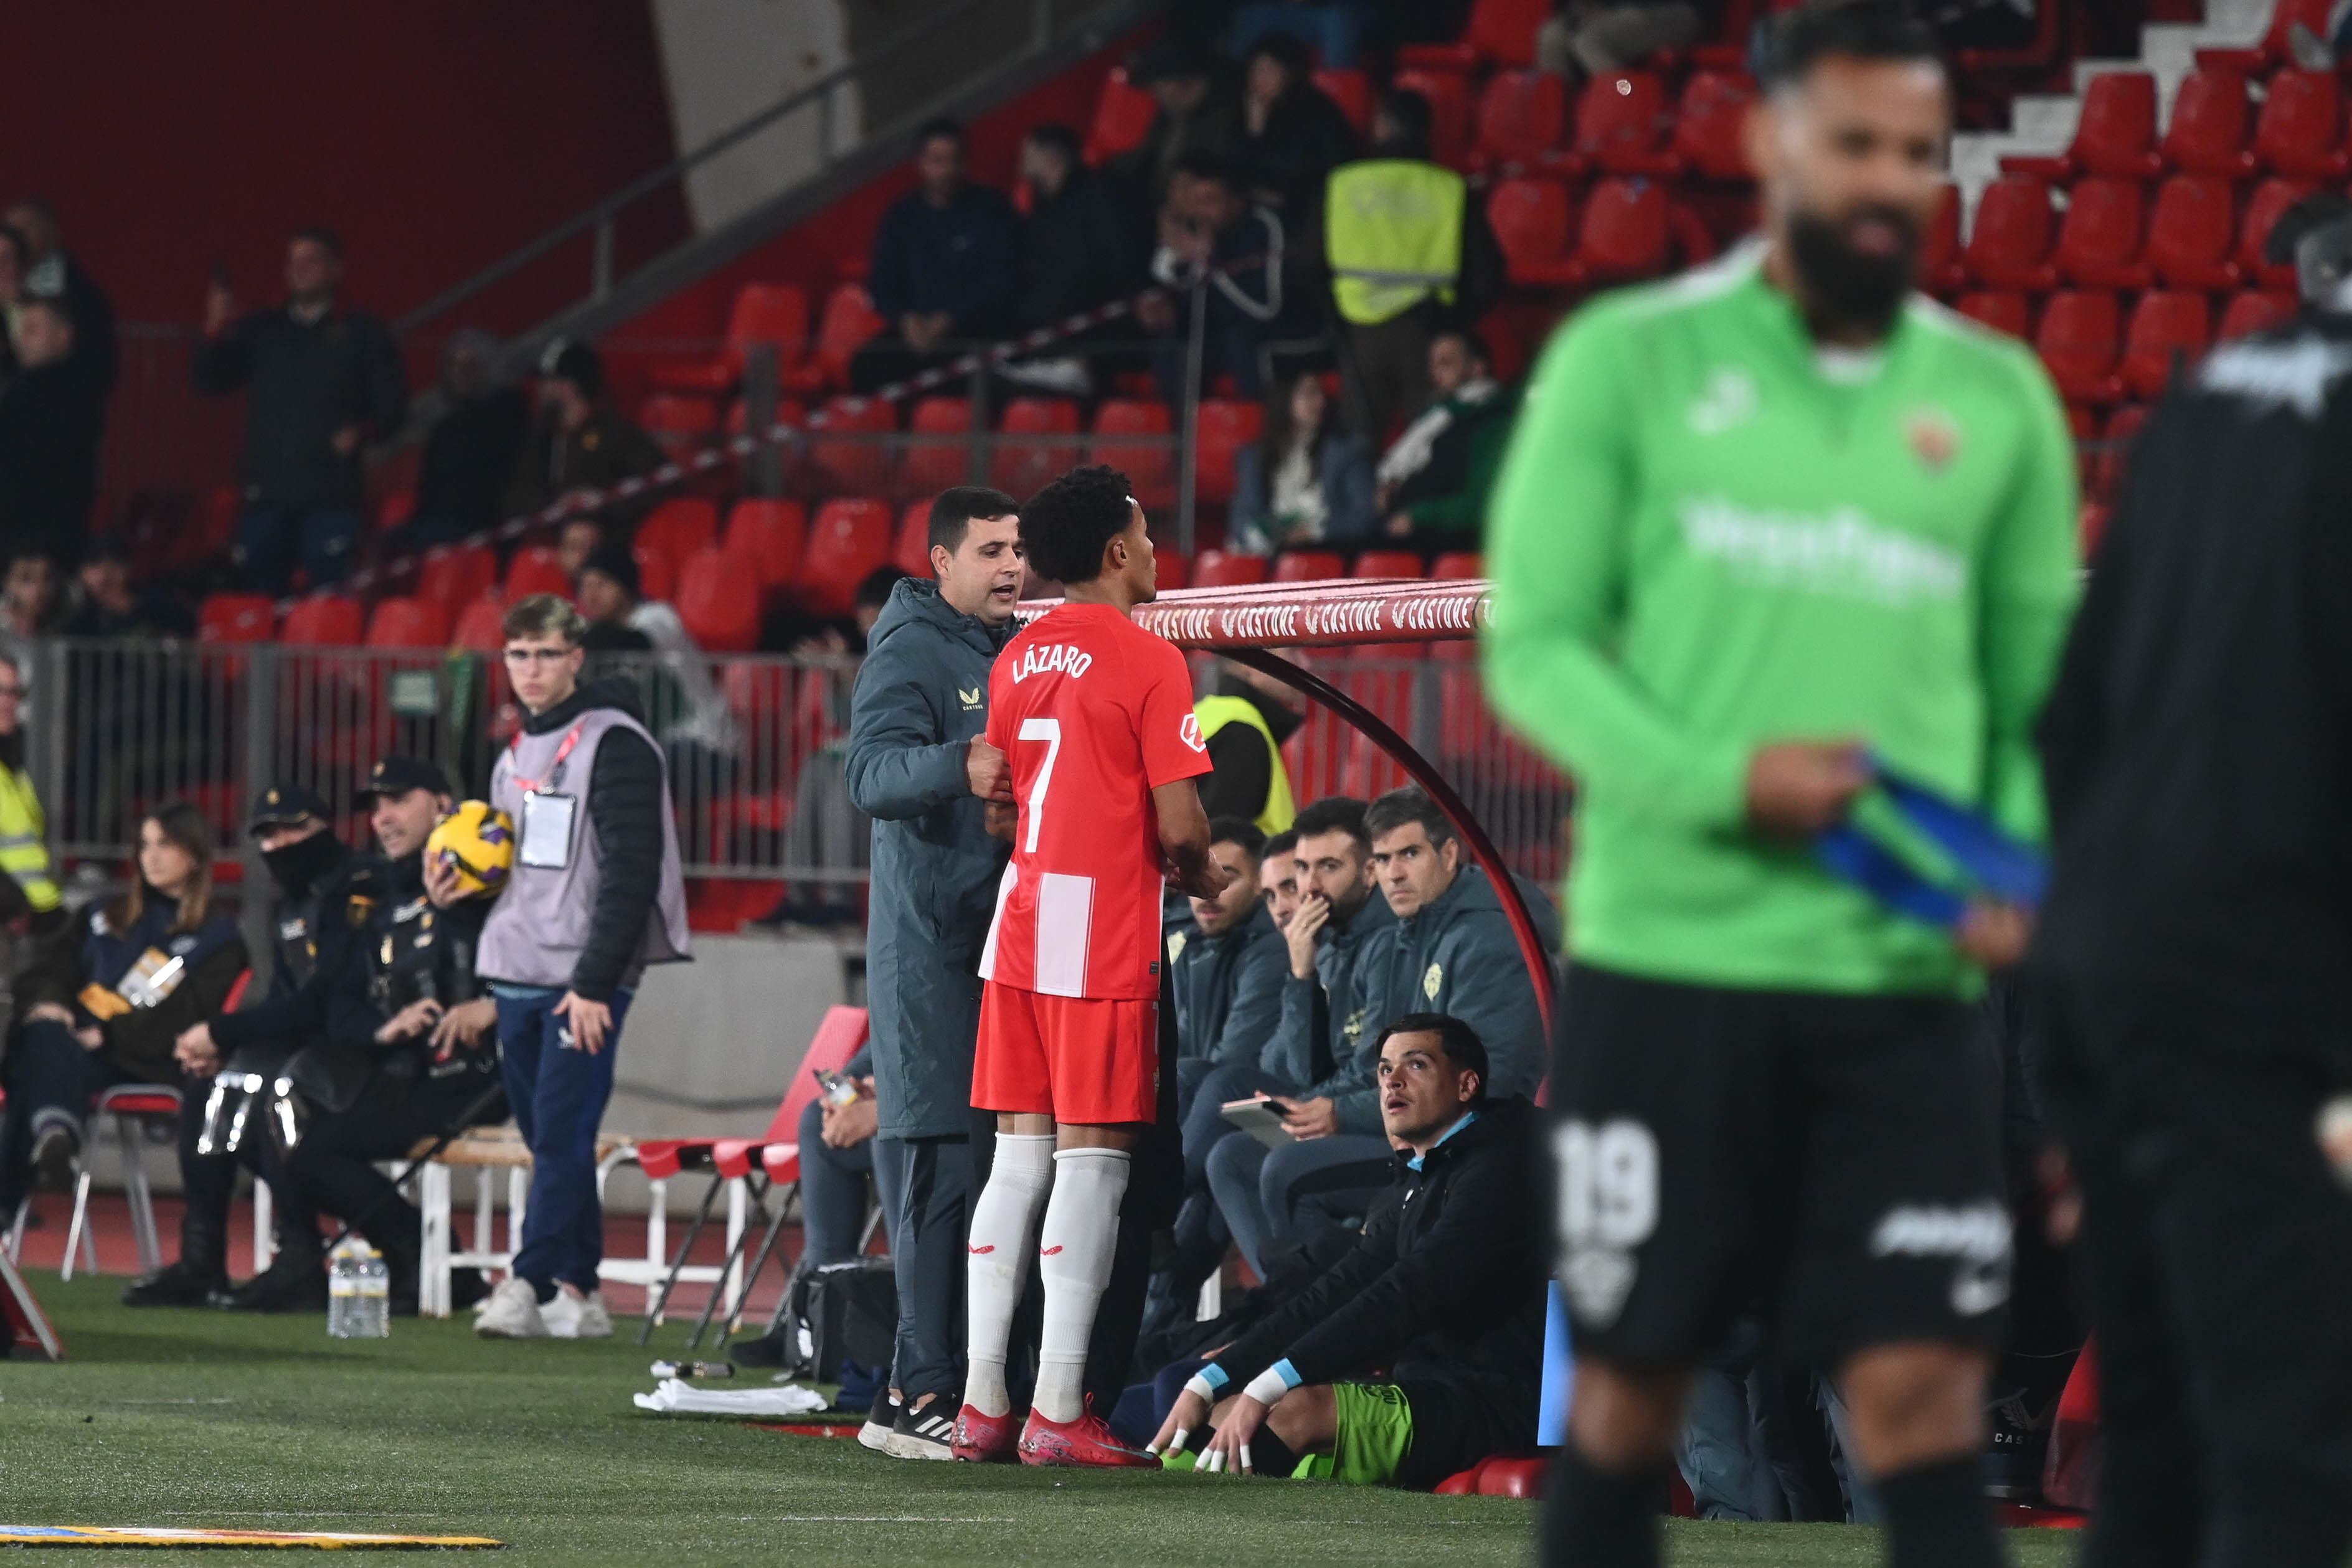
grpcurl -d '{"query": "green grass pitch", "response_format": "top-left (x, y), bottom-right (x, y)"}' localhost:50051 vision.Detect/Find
top-left (1, 1276), bottom-right (2079, 1565)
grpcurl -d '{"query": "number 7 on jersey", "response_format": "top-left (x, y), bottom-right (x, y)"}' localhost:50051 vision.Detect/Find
top-left (1016, 717), bottom-right (1060, 852)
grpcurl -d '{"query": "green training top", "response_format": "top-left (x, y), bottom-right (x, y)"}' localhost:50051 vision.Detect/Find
top-left (1481, 243), bottom-right (2080, 996)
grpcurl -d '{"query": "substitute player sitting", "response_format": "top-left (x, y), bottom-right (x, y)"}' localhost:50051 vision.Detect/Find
top-left (952, 465), bottom-right (1230, 1467)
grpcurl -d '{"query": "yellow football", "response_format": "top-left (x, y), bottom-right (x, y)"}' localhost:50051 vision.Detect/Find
top-left (425, 800), bottom-right (515, 899)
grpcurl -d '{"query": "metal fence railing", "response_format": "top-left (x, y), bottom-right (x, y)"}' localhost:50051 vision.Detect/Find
top-left (21, 639), bottom-right (1570, 892)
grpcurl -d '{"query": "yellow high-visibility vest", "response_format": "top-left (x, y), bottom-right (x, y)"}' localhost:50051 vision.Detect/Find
top-left (1325, 161), bottom-right (1467, 326)
top-left (1194, 694), bottom-right (1295, 838)
top-left (0, 761), bottom-right (59, 914)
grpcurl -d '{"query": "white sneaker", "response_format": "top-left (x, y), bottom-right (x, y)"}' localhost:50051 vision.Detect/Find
top-left (542, 1288), bottom-right (613, 1340)
top-left (473, 1277), bottom-right (549, 1339)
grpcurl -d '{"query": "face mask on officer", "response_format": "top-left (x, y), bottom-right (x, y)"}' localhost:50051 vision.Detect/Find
top-left (260, 823), bottom-right (342, 894)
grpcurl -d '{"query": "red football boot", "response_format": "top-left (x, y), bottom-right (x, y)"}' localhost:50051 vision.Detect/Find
top-left (950, 1403), bottom-right (1020, 1463)
top-left (1017, 1400), bottom-right (1159, 1468)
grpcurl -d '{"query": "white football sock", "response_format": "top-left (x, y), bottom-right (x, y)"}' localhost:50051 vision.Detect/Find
top-left (1032, 1146), bottom-right (1131, 1425)
top-left (961, 1133), bottom-right (1056, 1419)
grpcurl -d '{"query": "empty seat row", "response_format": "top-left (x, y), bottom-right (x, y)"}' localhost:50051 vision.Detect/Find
top-left (647, 281), bottom-right (884, 403)
top-left (1486, 176), bottom-right (1717, 286)
top-left (2029, 288), bottom-right (2220, 405)
top-left (2001, 65), bottom-right (2352, 186)
top-left (1468, 68), bottom-right (1756, 181)
top-left (1957, 172), bottom-right (2308, 293)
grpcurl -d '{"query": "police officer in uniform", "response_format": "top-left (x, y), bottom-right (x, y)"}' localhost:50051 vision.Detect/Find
top-left (229, 758), bottom-right (504, 1314)
top-left (127, 784), bottom-right (357, 1306)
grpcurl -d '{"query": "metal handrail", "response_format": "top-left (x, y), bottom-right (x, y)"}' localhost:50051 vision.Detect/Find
top-left (392, 0), bottom-right (1066, 336)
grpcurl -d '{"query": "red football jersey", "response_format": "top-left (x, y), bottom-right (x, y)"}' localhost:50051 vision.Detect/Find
top-left (977, 602), bottom-right (1211, 1000)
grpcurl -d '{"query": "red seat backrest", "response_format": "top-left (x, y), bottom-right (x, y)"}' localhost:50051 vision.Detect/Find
top-left (1430, 552), bottom-right (1483, 580)
top-left (724, 282), bottom-right (809, 375)
top-left (991, 396), bottom-right (1083, 499)
top-left (1314, 68), bottom-right (1372, 136)
top-left (452, 597), bottom-right (506, 653)
top-left (1193, 549), bottom-right (1269, 588)
top-left (1575, 178), bottom-right (1670, 278)
top-left (795, 498), bottom-right (895, 615)
top-left (1193, 397), bottom-right (1263, 506)
top-left (1476, 69), bottom-right (1567, 168)
top-left (2034, 290), bottom-right (2122, 395)
top-left (504, 544), bottom-right (572, 605)
top-left (366, 597), bottom-right (451, 649)
top-left (1085, 66), bottom-right (1159, 164)
top-left (2162, 68), bottom-right (2252, 177)
top-left (1467, 0), bottom-right (1550, 67)
top-left (2121, 291), bottom-right (2211, 400)
top-left (813, 283), bottom-right (885, 385)
top-left (722, 498), bottom-right (808, 588)
top-left (1090, 399), bottom-right (1176, 509)
top-left (1575, 72), bottom-right (1668, 172)
top-left (1352, 550), bottom-right (1425, 579)
top-left (2241, 176), bottom-right (2317, 284)
top-left (375, 489), bottom-right (417, 534)
top-left (1489, 178), bottom-right (1575, 275)
top-left (2145, 174), bottom-right (2236, 282)
top-left (1965, 176), bottom-right (2056, 289)
top-left (280, 594), bottom-right (365, 646)
top-left (639, 394), bottom-right (719, 437)
top-left (418, 544), bottom-right (498, 615)
top-left (2071, 71), bottom-right (2158, 176)
top-left (1922, 183), bottom-right (1963, 285)
top-left (895, 501), bottom-right (934, 577)
top-left (1956, 291), bottom-right (2031, 338)
top-left (2254, 70), bottom-right (2345, 178)
top-left (636, 498), bottom-right (720, 572)
top-left (903, 396), bottom-right (976, 496)
top-left (635, 544), bottom-right (676, 604)
top-left (199, 593), bottom-right (276, 644)
top-left (674, 545), bottom-right (762, 653)
top-left (1272, 550), bottom-right (1346, 583)
top-left (1671, 70), bottom-right (1755, 181)
top-left (2055, 176), bottom-right (2147, 283)
top-left (2217, 288), bottom-right (2295, 339)
top-left (1392, 70), bottom-right (1471, 166)
top-left (807, 395), bottom-right (897, 498)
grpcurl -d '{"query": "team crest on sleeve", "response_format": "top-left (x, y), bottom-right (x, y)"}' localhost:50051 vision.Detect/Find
top-left (1179, 714), bottom-right (1206, 752)
top-left (1422, 961), bottom-right (1444, 1001)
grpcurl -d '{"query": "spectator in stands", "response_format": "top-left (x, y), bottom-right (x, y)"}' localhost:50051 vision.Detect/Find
top-left (1141, 152), bottom-right (1290, 401)
top-left (502, 339), bottom-right (664, 538)
top-left (1198, 796), bottom-right (1397, 1275)
top-left (194, 226), bottom-right (407, 595)
top-left (1114, 36), bottom-right (1247, 207)
top-left (1, 551), bottom-right (62, 639)
top-left (1233, 34), bottom-right (1359, 223)
top-left (1537, 0), bottom-right (1704, 81)
top-left (61, 537), bottom-right (193, 640)
top-left (0, 296), bottom-right (103, 567)
top-left (1230, 371), bottom-right (1377, 554)
top-left (0, 651), bottom-right (64, 952)
top-left (1152, 1015), bottom-right (1546, 1488)
top-left (1375, 328), bottom-right (1519, 544)
top-left (0, 802), bottom-right (247, 1224)
top-left (555, 517), bottom-right (607, 582)
top-left (1326, 90), bottom-right (1506, 442)
top-left (398, 330), bottom-right (529, 552)
top-left (799, 1046), bottom-right (883, 1270)
top-left (851, 118), bottom-right (1021, 397)
top-left (0, 225), bottom-right (27, 376)
top-left (575, 545), bottom-right (739, 762)
top-left (6, 197), bottom-right (117, 404)
top-left (1195, 659), bottom-right (1303, 832)
top-left (472, 595), bottom-right (690, 1340)
top-left (1005, 123), bottom-right (1153, 399)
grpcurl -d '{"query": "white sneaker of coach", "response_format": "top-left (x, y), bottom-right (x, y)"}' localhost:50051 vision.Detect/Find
top-left (541, 1287), bottom-right (614, 1340)
top-left (473, 1277), bottom-right (549, 1339)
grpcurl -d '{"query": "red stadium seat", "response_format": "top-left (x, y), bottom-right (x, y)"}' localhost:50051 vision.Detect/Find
top-left (1314, 68), bottom-right (1372, 136)
top-left (636, 498), bottom-right (720, 574)
top-left (2241, 177), bottom-right (2317, 288)
top-left (903, 396), bottom-right (976, 496)
top-left (503, 544), bottom-right (572, 603)
top-left (720, 498), bottom-right (806, 587)
top-left (1084, 66), bottom-right (1158, 165)
top-left (365, 597), bottom-right (451, 649)
top-left (795, 498), bottom-right (894, 615)
top-left (374, 489), bottom-right (416, 535)
top-left (2217, 288), bottom-right (2296, 339)
top-left (1353, 550), bottom-right (1425, 579)
top-left (1089, 399), bottom-right (1176, 511)
top-left (2198, 0), bottom-right (2334, 73)
top-left (1475, 70), bottom-right (1567, 171)
top-left (2120, 291), bottom-right (2211, 401)
top-left (634, 544), bottom-right (676, 604)
top-left (654, 281), bottom-right (810, 396)
top-left (1193, 398), bottom-right (1263, 506)
top-left (2003, 71), bottom-right (2161, 181)
top-left (2055, 177), bottom-right (2150, 290)
top-left (991, 397), bottom-right (1083, 499)
top-left (1922, 184), bottom-right (1967, 293)
top-left (280, 594), bottom-right (364, 647)
top-left (638, 394), bottom-right (719, 447)
top-left (1400, 0), bottom-right (1549, 68)
top-left (1488, 177), bottom-right (1579, 285)
top-left (806, 395), bottom-right (897, 498)
top-left (1668, 70), bottom-right (1755, 181)
top-left (894, 502), bottom-right (933, 577)
top-left (1431, 552), bottom-right (1483, 580)
top-left (1956, 291), bottom-right (2032, 338)
top-left (1155, 548), bottom-right (1189, 591)
top-left (2254, 70), bottom-right (2352, 180)
top-left (788, 283), bottom-right (884, 393)
top-left (2145, 176), bottom-right (2241, 291)
top-left (1192, 549), bottom-right (1268, 588)
top-left (2161, 67), bottom-right (2255, 179)
top-left (199, 593), bottom-right (275, 645)
top-left (1571, 72), bottom-right (1671, 176)
top-left (675, 546), bottom-right (762, 653)
top-left (2091, 404), bottom-right (2148, 502)
top-left (1568, 178), bottom-right (1670, 283)
top-left (451, 598), bottom-right (506, 653)
top-left (418, 543), bottom-right (497, 615)
top-left (1391, 70), bottom-right (1472, 168)
top-left (1272, 550), bottom-right (1346, 583)
top-left (1965, 176), bottom-right (2059, 291)
top-left (2035, 290), bottom-right (2124, 404)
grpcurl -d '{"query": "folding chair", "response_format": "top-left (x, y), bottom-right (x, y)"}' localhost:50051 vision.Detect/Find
top-left (62, 1085), bottom-right (181, 1281)
top-left (623, 1004), bottom-right (870, 1344)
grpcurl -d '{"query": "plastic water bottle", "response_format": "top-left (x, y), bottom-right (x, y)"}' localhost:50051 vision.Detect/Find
top-left (352, 1244), bottom-right (391, 1339)
top-left (326, 1240), bottom-right (359, 1338)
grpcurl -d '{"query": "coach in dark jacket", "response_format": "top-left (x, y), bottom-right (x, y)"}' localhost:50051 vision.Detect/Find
top-left (828, 488), bottom-right (1020, 1429)
top-left (1156, 1016), bottom-right (1547, 1490)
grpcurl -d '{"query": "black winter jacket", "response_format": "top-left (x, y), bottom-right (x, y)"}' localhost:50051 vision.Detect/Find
top-left (192, 304), bottom-right (407, 509)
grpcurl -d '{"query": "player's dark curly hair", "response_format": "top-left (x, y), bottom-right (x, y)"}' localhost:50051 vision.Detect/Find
top-left (1758, 0), bottom-right (1942, 93)
top-left (1019, 465), bottom-right (1136, 587)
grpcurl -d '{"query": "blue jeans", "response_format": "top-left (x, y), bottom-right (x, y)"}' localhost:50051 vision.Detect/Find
top-left (1204, 1129), bottom-right (1394, 1277)
top-left (492, 984), bottom-right (631, 1296)
top-left (236, 502), bottom-right (362, 595)
top-left (0, 1020), bottom-right (135, 1213)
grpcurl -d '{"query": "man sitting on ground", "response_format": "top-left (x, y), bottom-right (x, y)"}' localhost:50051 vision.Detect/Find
top-left (1150, 1014), bottom-right (1546, 1488)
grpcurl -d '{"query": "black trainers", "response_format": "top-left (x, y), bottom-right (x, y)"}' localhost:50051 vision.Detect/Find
top-left (858, 1386), bottom-right (901, 1453)
top-left (886, 1395), bottom-right (958, 1461)
top-left (220, 1253), bottom-right (329, 1313)
top-left (122, 1259), bottom-right (229, 1308)
top-left (727, 1326), bottom-right (796, 1371)
top-left (29, 1126), bottom-right (78, 1194)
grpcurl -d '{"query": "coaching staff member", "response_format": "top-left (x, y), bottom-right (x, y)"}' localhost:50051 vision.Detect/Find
top-left (473, 593), bottom-right (689, 1340)
top-left (2030, 194), bottom-right (2352, 1568)
top-left (835, 485), bottom-right (1023, 1458)
top-left (1482, 6), bottom-right (2080, 1566)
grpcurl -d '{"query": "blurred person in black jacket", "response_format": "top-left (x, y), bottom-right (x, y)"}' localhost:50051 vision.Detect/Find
top-left (851, 119), bottom-right (1021, 396)
top-left (194, 226), bottom-right (407, 595)
top-left (1001, 124), bottom-right (1152, 400)
top-left (1113, 36), bottom-right (1247, 209)
top-left (394, 330), bottom-right (529, 554)
top-left (6, 197), bottom-right (117, 404)
top-left (1234, 33), bottom-right (1359, 224)
top-left (502, 339), bottom-right (664, 539)
top-left (0, 297), bottom-right (102, 566)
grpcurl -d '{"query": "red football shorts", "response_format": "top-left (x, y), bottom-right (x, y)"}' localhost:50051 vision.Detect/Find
top-left (972, 981), bottom-right (1159, 1126)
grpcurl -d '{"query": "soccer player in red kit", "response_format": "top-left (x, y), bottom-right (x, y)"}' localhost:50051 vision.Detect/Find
top-left (951, 465), bottom-right (1230, 1466)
